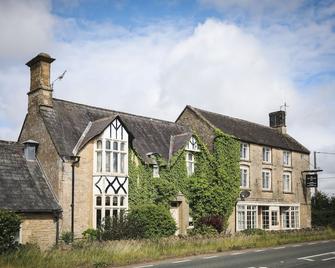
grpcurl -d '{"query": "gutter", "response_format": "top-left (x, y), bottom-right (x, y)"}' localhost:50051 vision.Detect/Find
top-left (70, 156), bottom-right (80, 241)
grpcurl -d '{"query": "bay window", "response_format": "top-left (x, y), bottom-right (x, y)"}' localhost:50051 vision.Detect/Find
top-left (282, 206), bottom-right (299, 229)
top-left (237, 205), bottom-right (257, 230)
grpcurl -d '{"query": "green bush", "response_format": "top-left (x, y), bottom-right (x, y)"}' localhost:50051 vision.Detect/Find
top-left (128, 204), bottom-right (176, 239)
top-left (100, 215), bottom-right (130, 240)
top-left (82, 228), bottom-right (100, 242)
top-left (61, 231), bottom-right (73, 244)
top-left (0, 209), bottom-right (21, 253)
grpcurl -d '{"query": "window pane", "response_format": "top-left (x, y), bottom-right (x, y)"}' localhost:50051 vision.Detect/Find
top-left (96, 209), bottom-right (102, 227)
top-left (113, 142), bottom-right (118, 150)
top-left (106, 140), bottom-right (111, 150)
top-left (113, 196), bottom-right (118, 206)
top-left (105, 196), bottom-right (110, 206)
top-left (120, 196), bottom-right (125, 206)
top-left (120, 153), bottom-right (125, 173)
top-left (97, 152), bottom-right (102, 172)
top-left (188, 153), bottom-right (193, 161)
top-left (106, 152), bottom-right (111, 172)
top-left (113, 209), bottom-right (118, 218)
top-left (113, 152), bottom-right (118, 172)
top-left (120, 142), bottom-right (125, 151)
top-left (97, 140), bottom-right (102, 149)
top-left (96, 196), bottom-right (102, 206)
top-left (105, 209), bottom-right (110, 219)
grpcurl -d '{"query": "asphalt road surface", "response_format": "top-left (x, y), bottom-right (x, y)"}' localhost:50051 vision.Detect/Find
top-left (126, 240), bottom-right (335, 268)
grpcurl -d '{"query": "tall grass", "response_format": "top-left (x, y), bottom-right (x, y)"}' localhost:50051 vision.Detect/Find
top-left (0, 228), bottom-right (334, 268)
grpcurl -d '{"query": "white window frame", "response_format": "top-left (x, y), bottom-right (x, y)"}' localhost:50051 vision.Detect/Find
top-left (236, 205), bottom-right (257, 231)
top-left (240, 143), bottom-right (249, 160)
top-left (94, 139), bottom-right (128, 176)
top-left (185, 136), bottom-right (199, 177)
top-left (94, 194), bottom-right (128, 228)
top-left (283, 151), bottom-right (291, 166)
top-left (186, 152), bottom-right (195, 176)
top-left (153, 164), bottom-right (160, 178)
top-left (240, 166), bottom-right (249, 189)
top-left (283, 172), bottom-right (292, 193)
top-left (262, 147), bottom-right (271, 163)
top-left (262, 169), bottom-right (272, 191)
top-left (282, 206), bottom-right (300, 229)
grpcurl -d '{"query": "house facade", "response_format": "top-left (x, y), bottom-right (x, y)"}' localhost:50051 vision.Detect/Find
top-left (176, 106), bottom-right (311, 232)
top-left (0, 52), bottom-right (311, 248)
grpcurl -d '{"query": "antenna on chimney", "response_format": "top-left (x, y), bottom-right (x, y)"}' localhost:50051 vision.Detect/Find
top-left (51, 70), bottom-right (67, 89)
top-left (280, 102), bottom-right (288, 112)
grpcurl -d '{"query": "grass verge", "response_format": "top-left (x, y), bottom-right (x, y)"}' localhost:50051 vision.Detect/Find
top-left (1, 227), bottom-right (334, 268)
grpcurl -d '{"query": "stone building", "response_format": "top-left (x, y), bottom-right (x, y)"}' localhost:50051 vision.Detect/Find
top-left (176, 106), bottom-right (311, 232)
top-left (0, 140), bottom-right (61, 249)
top-left (0, 52), bottom-right (311, 248)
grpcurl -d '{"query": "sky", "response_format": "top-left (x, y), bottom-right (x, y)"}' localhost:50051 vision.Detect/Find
top-left (0, 0), bottom-right (334, 194)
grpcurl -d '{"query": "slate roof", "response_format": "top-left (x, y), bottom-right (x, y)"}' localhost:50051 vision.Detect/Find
top-left (0, 140), bottom-right (61, 213)
top-left (188, 106), bottom-right (309, 154)
top-left (40, 99), bottom-right (191, 163)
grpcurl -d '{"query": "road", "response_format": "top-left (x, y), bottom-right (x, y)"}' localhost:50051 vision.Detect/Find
top-left (126, 240), bottom-right (335, 268)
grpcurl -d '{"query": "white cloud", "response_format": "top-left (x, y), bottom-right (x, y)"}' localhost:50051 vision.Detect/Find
top-left (0, 1), bottom-right (334, 194)
top-left (0, 0), bottom-right (55, 60)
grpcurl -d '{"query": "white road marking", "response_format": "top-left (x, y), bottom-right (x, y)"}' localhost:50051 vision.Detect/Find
top-left (321, 240), bottom-right (330, 243)
top-left (291, 244), bottom-right (302, 247)
top-left (259, 267), bottom-right (268, 268)
top-left (171, 259), bottom-right (191, 264)
top-left (322, 256), bottom-right (335, 262)
top-left (273, 246), bottom-right (285, 250)
top-left (136, 265), bottom-right (154, 268)
top-left (231, 252), bottom-right (245, 255)
top-left (255, 249), bottom-right (266, 252)
top-left (298, 251), bottom-right (335, 262)
top-left (203, 255), bottom-right (218, 259)
top-left (308, 242), bottom-right (317, 245)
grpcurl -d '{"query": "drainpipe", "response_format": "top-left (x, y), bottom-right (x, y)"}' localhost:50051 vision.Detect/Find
top-left (71, 156), bottom-right (80, 241)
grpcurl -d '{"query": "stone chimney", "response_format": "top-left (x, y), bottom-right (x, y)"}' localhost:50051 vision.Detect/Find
top-left (26, 53), bottom-right (55, 111)
top-left (269, 110), bottom-right (286, 134)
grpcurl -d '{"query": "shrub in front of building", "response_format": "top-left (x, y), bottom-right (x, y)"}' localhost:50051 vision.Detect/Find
top-left (127, 204), bottom-right (177, 239)
top-left (98, 204), bottom-right (176, 240)
top-left (0, 209), bottom-right (21, 253)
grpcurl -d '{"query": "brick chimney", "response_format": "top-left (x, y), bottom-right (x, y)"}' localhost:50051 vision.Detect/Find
top-left (269, 110), bottom-right (286, 134)
top-left (26, 53), bottom-right (55, 111)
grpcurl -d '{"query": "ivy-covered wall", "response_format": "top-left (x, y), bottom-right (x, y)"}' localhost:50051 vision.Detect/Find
top-left (128, 129), bottom-right (240, 229)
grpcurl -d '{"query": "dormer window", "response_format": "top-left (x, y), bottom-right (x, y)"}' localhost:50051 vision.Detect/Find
top-left (186, 136), bottom-right (199, 151)
top-left (153, 165), bottom-right (160, 178)
top-left (23, 140), bottom-right (39, 161)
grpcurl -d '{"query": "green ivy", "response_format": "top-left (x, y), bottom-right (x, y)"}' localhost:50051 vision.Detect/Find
top-left (128, 130), bottom-right (240, 231)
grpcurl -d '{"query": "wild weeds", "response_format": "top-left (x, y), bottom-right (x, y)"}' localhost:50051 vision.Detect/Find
top-left (0, 227), bottom-right (334, 268)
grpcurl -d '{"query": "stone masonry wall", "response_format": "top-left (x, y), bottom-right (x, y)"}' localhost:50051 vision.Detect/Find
top-left (176, 107), bottom-right (215, 151)
top-left (20, 213), bottom-right (56, 250)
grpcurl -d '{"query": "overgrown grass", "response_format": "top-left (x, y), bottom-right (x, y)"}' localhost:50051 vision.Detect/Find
top-left (1, 228), bottom-right (334, 268)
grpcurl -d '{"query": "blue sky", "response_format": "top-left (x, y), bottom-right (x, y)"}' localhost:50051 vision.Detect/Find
top-left (0, 0), bottom-right (334, 193)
